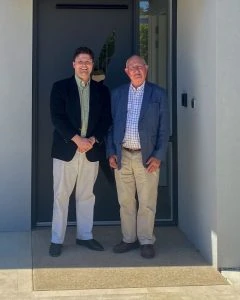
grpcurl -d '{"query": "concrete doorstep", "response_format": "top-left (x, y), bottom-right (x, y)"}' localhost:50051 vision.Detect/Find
top-left (0, 229), bottom-right (240, 299)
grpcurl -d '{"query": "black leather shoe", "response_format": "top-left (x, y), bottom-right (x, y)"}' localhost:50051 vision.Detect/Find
top-left (113, 240), bottom-right (139, 253)
top-left (140, 244), bottom-right (155, 258)
top-left (49, 243), bottom-right (62, 257)
top-left (76, 239), bottom-right (104, 251)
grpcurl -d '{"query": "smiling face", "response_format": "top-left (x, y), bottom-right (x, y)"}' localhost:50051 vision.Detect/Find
top-left (125, 56), bottom-right (148, 88)
top-left (73, 53), bottom-right (94, 83)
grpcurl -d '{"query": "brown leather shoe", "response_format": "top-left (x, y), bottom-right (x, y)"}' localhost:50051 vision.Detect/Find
top-left (140, 244), bottom-right (155, 258)
top-left (113, 240), bottom-right (139, 253)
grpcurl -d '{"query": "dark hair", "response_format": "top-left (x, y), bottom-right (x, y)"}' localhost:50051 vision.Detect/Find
top-left (73, 47), bottom-right (94, 61)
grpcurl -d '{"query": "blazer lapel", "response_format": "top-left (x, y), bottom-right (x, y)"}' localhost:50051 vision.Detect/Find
top-left (121, 84), bottom-right (130, 117)
top-left (69, 76), bottom-right (81, 128)
top-left (87, 80), bottom-right (98, 135)
top-left (139, 82), bottom-right (152, 122)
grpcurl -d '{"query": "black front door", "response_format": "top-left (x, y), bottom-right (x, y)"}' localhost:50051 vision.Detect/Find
top-left (33, 0), bottom-right (135, 224)
top-left (33, 0), bottom-right (176, 226)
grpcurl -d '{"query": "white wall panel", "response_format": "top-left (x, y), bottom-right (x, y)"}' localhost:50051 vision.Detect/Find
top-left (177, 0), bottom-right (218, 265)
top-left (0, 0), bottom-right (32, 230)
top-left (216, 0), bottom-right (240, 268)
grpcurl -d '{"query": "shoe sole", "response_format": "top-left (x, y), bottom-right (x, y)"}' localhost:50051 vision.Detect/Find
top-left (76, 240), bottom-right (104, 251)
top-left (113, 243), bottom-right (140, 253)
top-left (141, 253), bottom-right (155, 258)
top-left (49, 252), bottom-right (61, 257)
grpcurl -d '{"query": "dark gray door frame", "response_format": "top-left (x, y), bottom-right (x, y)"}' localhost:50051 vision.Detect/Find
top-left (31, 0), bottom-right (177, 227)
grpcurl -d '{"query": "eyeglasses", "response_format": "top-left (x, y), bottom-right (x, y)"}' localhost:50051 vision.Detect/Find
top-left (127, 64), bottom-right (146, 71)
top-left (75, 60), bottom-right (93, 66)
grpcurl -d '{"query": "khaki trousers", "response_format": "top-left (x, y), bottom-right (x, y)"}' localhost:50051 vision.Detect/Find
top-left (51, 151), bottom-right (99, 244)
top-left (114, 149), bottom-right (160, 245)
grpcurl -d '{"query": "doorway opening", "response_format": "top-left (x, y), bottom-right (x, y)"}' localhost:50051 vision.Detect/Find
top-left (32, 0), bottom-right (177, 226)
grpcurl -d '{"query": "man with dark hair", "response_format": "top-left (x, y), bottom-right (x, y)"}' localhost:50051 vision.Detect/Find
top-left (49, 46), bottom-right (111, 257)
top-left (73, 46), bottom-right (95, 61)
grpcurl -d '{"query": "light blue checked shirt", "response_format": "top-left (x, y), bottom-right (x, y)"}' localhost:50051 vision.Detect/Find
top-left (123, 82), bottom-right (145, 149)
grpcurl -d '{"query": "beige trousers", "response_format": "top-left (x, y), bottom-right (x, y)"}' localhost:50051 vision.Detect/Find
top-left (51, 151), bottom-right (99, 244)
top-left (114, 149), bottom-right (160, 245)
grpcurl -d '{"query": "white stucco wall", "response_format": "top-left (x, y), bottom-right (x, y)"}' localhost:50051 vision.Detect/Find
top-left (177, 0), bottom-right (217, 263)
top-left (177, 0), bottom-right (218, 265)
top-left (216, 0), bottom-right (240, 268)
top-left (0, 0), bottom-right (32, 230)
top-left (178, 0), bottom-right (240, 268)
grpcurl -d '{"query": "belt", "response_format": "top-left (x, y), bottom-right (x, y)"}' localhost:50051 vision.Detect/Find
top-left (123, 147), bottom-right (141, 152)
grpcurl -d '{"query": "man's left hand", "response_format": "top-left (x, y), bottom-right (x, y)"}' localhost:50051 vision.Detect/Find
top-left (146, 157), bottom-right (161, 173)
top-left (88, 136), bottom-right (96, 146)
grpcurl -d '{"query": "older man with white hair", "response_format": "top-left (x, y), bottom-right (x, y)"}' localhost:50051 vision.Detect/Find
top-left (107, 55), bottom-right (170, 258)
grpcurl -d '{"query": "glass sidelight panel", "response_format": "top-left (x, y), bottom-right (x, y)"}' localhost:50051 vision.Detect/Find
top-left (138, 0), bottom-right (174, 222)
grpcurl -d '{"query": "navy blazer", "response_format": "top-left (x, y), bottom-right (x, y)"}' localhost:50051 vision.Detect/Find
top-left (107, 81), bottom-right (170, 168)
top-left (50, 76), bottom-right (112, 162)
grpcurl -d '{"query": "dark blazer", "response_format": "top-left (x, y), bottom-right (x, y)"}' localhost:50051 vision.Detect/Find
top-left (50, 76), bottom-right (112, 162)
top-left (107, 81), bottom-right (170, 169)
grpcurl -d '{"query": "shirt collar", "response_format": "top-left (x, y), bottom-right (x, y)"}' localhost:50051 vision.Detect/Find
top-left (75, 75), bottom-right (90, 88)
top-left (130, 81), bottom-right (145, 92)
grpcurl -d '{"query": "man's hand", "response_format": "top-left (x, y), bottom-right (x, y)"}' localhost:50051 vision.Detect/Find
top-left (88, 136), bottom-right (96, 146)
top-left (71, 135), bottom-right (93, 153)
top-left (146, 157), bottom-right (161, 173)
top-left (109, 155), bottom-right (118, 169)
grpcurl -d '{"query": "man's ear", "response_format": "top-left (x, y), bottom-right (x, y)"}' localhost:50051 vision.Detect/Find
top-left (124, 68), bottom-right (129, 76)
